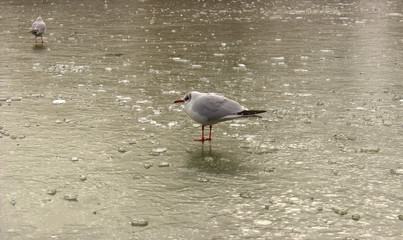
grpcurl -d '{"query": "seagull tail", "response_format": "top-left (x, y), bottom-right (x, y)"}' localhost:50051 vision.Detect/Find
top-left (237, 110), bottom-right (266, 116)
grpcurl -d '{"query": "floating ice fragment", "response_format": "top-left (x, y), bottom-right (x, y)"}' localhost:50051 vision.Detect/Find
top-left (239, 191), bottom-right (254, 199)
top-left (118, 147), bottom-right (128, 153)
top-left (150, 148), bottom-right (167, 155)
top-left (32, 63), bottom-right (41, 70)
top-left (138, 117), bottom-right (149, 123)
top-left (355, 20), bottom-right (367, 24)
top-left (53, 99), bottom-right (66, 105)
top-left (153, 109), bottom-right (161, 115)
top-left (264, 166), bottom-right (275, 172)
top-left (298, 93), bottom-right (312, 97)
top-left (254, 220), bottom-right (272, 225)
top-left (320, 49), bottom-right (334, 53)
top-left (64, 194), bottom-right (78, 201)
top-left (171, 57), bottom-right (189, 63)
top-left (351, 214), bottom-right (361, 221)
top-left (229, 123), bottom-right (244, 127)
top-left (136, 100), bottom-right (151, 104)
top-left (386, 13), bottom-right (403, 17)
top-left (131, 218), bottom-right (148, 226)
top-left (116, 96), bottom-right (132, 101)
top-left (158, 161), bottom-right (170, 167)
top-left (11, 97), bottom-right (23, 101)
top-left (390, 168), bottom-right (403, 175)
top-left (360, 147), bottom-right (380, 153)
top-left (47, 63), bottom-right (89, 74)
top-left (162, 90), bottom-right (180, 95)
top-left (47, 189), bottom-right (57, 195)
top-left (332, 207), bottom-right (348, 216)
top-left (198, 177), bottom-right (209, 182)
top-left (213, 53), bottom-right (225, 57)
top-left (118, 79), bottom-right (130, 84)
top-left (144, 163), bottom-right (153, 169)
top-left (168, 121), bottom-right (178, 127)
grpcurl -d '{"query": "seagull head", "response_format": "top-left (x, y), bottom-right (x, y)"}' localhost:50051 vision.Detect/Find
top-left (174, 91), bottom-right (199, 104)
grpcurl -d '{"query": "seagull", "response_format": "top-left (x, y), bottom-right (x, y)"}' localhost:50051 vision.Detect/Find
top-left (174, 91), bottom-right (266, 141)
top-left (30, 16), bottom-right (46, 44)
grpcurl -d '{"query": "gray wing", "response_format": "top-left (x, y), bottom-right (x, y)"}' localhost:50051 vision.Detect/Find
top-left (193, 94), bottom-right (244, 122)
top-left (31, 21), bottom-right (46, 34)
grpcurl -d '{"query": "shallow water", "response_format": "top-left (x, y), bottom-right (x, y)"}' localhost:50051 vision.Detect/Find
top-left (1, 0), bottom-right (402, 239)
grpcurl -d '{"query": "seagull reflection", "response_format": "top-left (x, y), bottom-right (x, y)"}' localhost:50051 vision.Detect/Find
top-left (32, 44), bottom-right (46, 51)
top-left (185, 145), bottom-right (247, 174)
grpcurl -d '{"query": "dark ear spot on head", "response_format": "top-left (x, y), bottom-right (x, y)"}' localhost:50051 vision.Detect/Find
top-left (184, 93), bottom-right (191, 101)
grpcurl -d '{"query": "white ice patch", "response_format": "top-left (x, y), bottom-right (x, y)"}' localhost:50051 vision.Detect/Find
top-left (118, 79), bottom-right (130, 84)
top-left (254, 220), bottom-right (272, 225)
top-left (171, 57), bottom-right (190, 63)
top-left (53, 99), bottom-right (66, 105)
top-left (320, 49), bottom-right (334, 54)
top-left (162, 90), bottom-right (181, 95)
top-left (168, 121), bottom-right (178, 127)
top-left (116, 96), bottom-right (132, 101)
top-left (294, 69), bottom-right (308, 72)
top-left (213, 53), bottom-right (225, 57)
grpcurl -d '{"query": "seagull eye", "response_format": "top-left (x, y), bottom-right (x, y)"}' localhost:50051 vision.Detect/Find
top-left (184, 94), bottom-right (191, 101)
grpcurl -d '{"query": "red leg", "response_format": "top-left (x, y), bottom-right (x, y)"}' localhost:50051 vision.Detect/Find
top-left (206, 125), bottom-right (212, 141)
top-left (194, 125), bottom-right (212, 141)
top-left (194, 125), bottom-right (205, 141)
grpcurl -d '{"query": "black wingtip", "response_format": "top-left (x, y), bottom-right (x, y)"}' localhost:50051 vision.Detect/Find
top-left (237, 110), bottom-right (266, 116)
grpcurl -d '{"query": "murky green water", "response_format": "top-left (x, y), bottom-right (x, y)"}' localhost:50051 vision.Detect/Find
top-left (1, 0), bottom-right (402, 239)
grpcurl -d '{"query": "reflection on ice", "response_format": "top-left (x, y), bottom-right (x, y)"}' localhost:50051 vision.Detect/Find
top-left (185, 146), bottom-right (245, 175)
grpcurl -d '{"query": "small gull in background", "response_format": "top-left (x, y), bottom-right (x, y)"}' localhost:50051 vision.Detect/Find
top-left (174, 91), bottom-right (266, 141)
top-left (30, 16), bottom-right (46, 44)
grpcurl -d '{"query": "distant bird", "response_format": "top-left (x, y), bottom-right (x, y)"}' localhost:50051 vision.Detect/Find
top-left (174, 91), bottom-right (266, 141)
top-left (30, 16), bottom-right (46, 44)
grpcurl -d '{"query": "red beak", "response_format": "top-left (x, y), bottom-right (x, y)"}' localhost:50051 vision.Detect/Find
top-left (174, 99), bottom-right (184, 103)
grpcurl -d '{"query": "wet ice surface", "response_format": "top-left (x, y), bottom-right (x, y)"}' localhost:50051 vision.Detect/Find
top-left (1, 0), bottom-right (402, 239)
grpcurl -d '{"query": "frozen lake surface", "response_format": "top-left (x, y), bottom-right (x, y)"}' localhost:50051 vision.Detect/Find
top-left (1, 0), bottom-right (402, 239)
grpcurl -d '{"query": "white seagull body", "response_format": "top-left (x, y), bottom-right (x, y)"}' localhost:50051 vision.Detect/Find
top-left (174, 91), bottom-right (266, 141)
top-left (30, 16), bottom-right (46, 44)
